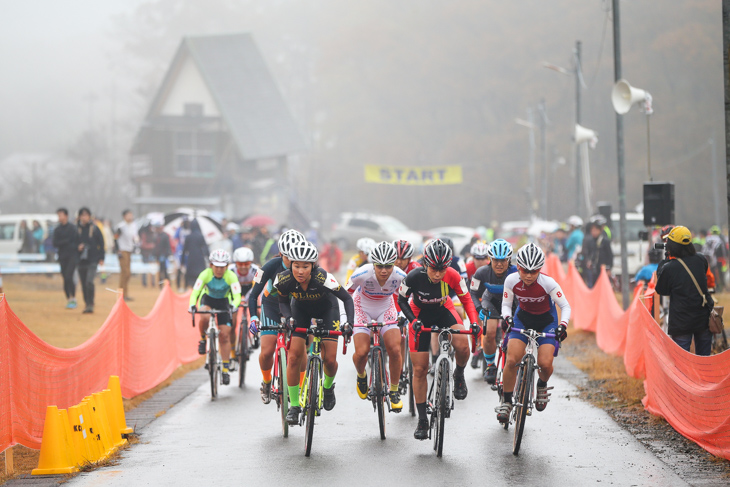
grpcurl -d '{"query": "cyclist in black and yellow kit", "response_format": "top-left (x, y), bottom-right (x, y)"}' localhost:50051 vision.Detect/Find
top-left (274, 240), bottom-right (355, 425)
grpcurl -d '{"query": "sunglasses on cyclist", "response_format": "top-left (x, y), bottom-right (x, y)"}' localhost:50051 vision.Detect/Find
top-left (374, 264), bottom-right (394, 269)
top-left (491, 258), bottom-right (509, 265)
top-left (518, 267), bottom-right (539, 275)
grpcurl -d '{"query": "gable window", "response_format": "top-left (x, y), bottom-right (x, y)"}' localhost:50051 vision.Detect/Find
top-left (174, 130), bottom-right (215, 177)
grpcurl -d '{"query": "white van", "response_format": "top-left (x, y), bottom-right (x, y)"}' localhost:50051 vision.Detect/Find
top-left (610, 212), bottom-right (647, 278)
top-left (0, 214), bottom-right (59, 255)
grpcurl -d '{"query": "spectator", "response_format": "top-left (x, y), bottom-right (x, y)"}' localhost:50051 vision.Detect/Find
top-left (703, 226), bottom-right (727, 292)
top-left (139, 223), bottom-right (156, 287)
top-left (32, 220), bottom-right (44, 253)
top-left (43, 220), bottom-right (57, 262)
top-left (52, 208), bottom-right (78, 309)
top-left (579, 220), bottom-right (613, 288)
top-left (634, 248), bottom-right (663, 288)
top-left (19, 220), bottom-right (37, 253)
top-left (76, 207), bottom-right (105, 314)
top-left (174, 218), bottom-right (191, 292)
top-left (321, 240), bottom-right (343, 272)
top-left (0, 268), bottom-right (3, 294)
top-left (565, 215), bottom-right (584, 260)
top-left (655, 226), bottom-right (714, 356)
top-left (152, 222), bottom-right (172, 287)
top-left (114, 209), bottom-right (138, 301)
top-left (182, 219), bottom-right (209, 289)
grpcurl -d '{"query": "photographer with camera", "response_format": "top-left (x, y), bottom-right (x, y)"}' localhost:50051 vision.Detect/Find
top-left (655, 226), bottom-right (714, 355)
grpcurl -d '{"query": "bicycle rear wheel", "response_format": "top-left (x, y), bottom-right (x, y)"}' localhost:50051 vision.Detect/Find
top-left (278, 348), bottom-right (289, 438)
top-left (209, 334), bottom-right (218, 399)
top-left (304, 360), bottom-right (319, 457)
top-left (238, 323), bottom-right (248, 388)
top-left (372, 348), bottom-right (386, 440)
top-left (435, 359), bottom-right (449, 457)
top-left (513, 354), bottom-right (535, 455)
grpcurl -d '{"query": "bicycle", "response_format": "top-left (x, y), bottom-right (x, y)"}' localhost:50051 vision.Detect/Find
top-left (354, 320), bottom-right (400, 440)
top-left (257, 319), bottom-right (291, 438)
top-left (491, 321), bottom-right (510, 427)
top-left (417, 323), bottom-right (478, 457)
top-left (234, 302), bottom-right (252, 387)
top-left (292, 318), bottom-right (348, 457)
top-left (398, 322), bottom-right (415, 417)
top-left (505, 326), bottom-right (559, 455)
top-left (190, 308), bottom-right (230, 400)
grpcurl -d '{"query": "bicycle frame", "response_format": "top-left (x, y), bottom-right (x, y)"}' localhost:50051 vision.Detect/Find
top-left (259, 322), bottom-right (290, 409)
top-left (509, 327), bottom-right (559, 423)
top-left (190, 309), bottom-right (228, 398)
top-left (353, 320), bottom-right (398, 406)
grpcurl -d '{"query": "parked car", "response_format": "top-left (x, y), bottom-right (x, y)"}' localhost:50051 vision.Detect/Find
top-left (328, 213), bottom-right (423, 250)
top-left (425, 226), bottom-right (477, 255)
top-left (0, 214), bottom-right (59, 255)
top-left (610, 212), bottom-right (647, 278)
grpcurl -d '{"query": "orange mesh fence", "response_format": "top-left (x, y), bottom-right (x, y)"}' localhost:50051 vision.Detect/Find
top-left (545, 253), bottom-right (730, 459)
top-left (0, 282), bottom-right (198, 453)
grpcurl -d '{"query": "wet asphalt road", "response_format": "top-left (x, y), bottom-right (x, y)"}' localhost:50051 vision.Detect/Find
top-left (68, 351), bottom-right (689, 487)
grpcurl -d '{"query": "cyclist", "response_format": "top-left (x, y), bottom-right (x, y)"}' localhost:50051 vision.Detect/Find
top-left (345, 241), bottom-right (408, 411)
top-left (189, 249), bottom-right (242, 385)
top-left (465, 241), bottom-right (490, 281)
top-left (397, 239), bottom-right (480, 440)
top-left (248, 229), bottom-right (305, 403)
top-left (274, 240), bottom-right (355, 425)
top-left (393, 239), bottom-right (421, 275)
top-left (345, 237), bottom-right (377, 283)
top-left (229, 246), bottom-right (259, 362)
top-left (469, 239), bottom-right (517, 383)
top-left (496, 243), bottom-right (570, 423)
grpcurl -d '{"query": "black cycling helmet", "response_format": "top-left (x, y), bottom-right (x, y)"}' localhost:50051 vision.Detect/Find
top-left (423, 239), bottom-right (453, 270)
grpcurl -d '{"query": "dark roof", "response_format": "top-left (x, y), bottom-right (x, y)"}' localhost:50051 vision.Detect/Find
top-left (149, 33), bottom-right (306, 160)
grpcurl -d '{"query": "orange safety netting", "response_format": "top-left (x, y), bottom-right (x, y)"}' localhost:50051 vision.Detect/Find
top-left (543, 253), bottom-right (730, 460)
top-left (0, 282), bottom-right (198, 453)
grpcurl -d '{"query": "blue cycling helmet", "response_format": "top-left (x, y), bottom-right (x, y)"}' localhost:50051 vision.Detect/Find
top-left (488, 239), bottom-right (513, 261)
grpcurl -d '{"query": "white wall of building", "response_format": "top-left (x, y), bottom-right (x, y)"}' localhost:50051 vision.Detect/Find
top-left (160, 55), bottom-right (220, 117)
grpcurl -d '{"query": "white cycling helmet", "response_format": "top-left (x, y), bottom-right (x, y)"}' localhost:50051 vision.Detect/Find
top-left (209, 249), bottom-right (231, 267)
top-left (515, 243), bottom-right (545, 271)
top-left (356, 237), bottom-right (377, 254)
top-left (232, 247), bottom-right (254, 263)
top-left (567, 215), bottom-right (583, 227)
top-left (288, 240), bottom-right (318, 263)
top-left (470, 241), bottom-right (490, 259)
top-left (369, 241), bottom-right (398, 266)
top-left (278, 229), bottom-right (306, 258)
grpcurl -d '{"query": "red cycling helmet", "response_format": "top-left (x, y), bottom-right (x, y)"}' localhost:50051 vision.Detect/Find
top-left (392, 239), bottom-right (414, 259)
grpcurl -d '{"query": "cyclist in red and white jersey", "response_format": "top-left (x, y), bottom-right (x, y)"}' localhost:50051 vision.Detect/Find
top-left (465, 241), bottom-right (490, 281)
top-left (346, 241), bottom-right (407, 411)
top-left (496, 243), bottom-right (570, 423)
top-left (229, 247), bottom-right (259, 352)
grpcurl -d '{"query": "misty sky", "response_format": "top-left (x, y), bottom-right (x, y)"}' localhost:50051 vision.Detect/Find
top-left (0, 1), bottom-right (145, 157)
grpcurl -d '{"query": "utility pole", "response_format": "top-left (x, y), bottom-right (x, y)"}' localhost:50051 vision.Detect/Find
top-left (539, 99), bottom-right (548, 220)
top-left (528, 107), bottom-right (537, 219)
top-left (575, 40), bottom-right (583, 218)
top-left (711, 137), bottom-right (721, 226)
top-left (612, 0), bottom-right (630, 309)
top-left (723, 1), bottom-right (730, 233)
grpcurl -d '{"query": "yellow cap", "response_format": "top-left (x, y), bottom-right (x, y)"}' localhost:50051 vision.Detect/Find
top-left (667, 225), bottom-right (692, 244)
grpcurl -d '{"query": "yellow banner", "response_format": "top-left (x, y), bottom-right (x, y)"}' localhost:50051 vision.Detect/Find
top-left (364, 165), bottom-right (462, 185)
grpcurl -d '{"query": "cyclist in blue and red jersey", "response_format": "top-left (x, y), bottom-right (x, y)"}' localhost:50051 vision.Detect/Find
top-left (496, 243), bottom-right (570, 424)
top-left (469, 239), bottom-right (517, 383)
top-left (398, 239), bottom-right (480, 440)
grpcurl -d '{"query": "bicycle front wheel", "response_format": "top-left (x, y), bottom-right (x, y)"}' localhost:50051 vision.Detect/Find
top-left (209, 335), bottom-right (218, 399)
top-left (238, 323), bottom-right (248, 388)
top-left (304, 360), bottom-right (320, 457)
top-left (435, 359), bottom-right (449, 457)
top-left (513, 354), bottom-right (535, 455)
top-left (407, 352), bottom-right (415, 417)
top-left (372, 348), bottom-right (386, 440)
top-left (278, 348), bottom-right (289, 438)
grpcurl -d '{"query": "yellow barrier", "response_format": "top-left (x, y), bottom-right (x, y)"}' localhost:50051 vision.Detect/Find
top-left (31, 376), bottom-right (132, 475)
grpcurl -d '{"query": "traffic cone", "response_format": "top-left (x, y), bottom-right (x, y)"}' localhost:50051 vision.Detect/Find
top-left (85, 395), bottom-right (113, 458)
top-left (79, 401), bottom-right (103, 462)
top-left (67, 405), bottom-right (93, 466)
top-left (107, 376), bottom-right (133, 435)
top-left (31, 406), bottom-right (79, 475)
top-left (101, 390), bottom-right (126, 448)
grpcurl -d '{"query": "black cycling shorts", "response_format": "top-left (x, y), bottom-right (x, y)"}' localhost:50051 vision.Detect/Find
top-left (200, 295), bottom-right (232, 326)
top-left (290, 297), bottom-right (341, 342)
top-left (409, 303), bottom-right (462, 353)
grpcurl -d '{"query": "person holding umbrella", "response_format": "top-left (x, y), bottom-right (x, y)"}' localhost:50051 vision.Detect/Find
top-left (182, 219), bottom-right (209, 289)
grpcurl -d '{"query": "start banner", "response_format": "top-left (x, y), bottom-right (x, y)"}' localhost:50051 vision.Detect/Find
top-left (364, 165), bottom-right (463, 185)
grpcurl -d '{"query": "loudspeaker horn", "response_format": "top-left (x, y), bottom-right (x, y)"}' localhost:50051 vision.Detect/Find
top-left (574, 124), bottom-right (598, 148)
top-left (611, 79), bottom-right (652, 115)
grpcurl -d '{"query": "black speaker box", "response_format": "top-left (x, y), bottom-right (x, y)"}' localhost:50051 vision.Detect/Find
top-left (643, 182), bottom-right (674, 226)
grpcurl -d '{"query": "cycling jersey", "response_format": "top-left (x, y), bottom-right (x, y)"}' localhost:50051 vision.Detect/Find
top-left (274, 266), bottom-right (355, 341)
top-left (345, 253), bottom-right (367, 283)
top-left (398, 267), bottom-right (478, 324)
top-left (248, 257), bottom-right (285, 317)
top-left (228, 263), bottom-right (259, 297)
top-left (189, 268), bottom-right (242, 308)
top-left (501, 273), bottom-right (570, 328)
top-left (469, 264), bottom-right (518, 318)
top-left (346, 263), bottom-right (407, 333)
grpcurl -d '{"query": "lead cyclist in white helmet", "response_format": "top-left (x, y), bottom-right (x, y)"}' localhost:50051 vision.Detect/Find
top-left (345, 237), bottom-right (377, 282)
top-left (228, 246), bottom-right (260, 360)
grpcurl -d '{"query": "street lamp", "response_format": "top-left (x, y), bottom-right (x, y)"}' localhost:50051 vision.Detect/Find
top-left (516, 110), bottom-right (537, 219)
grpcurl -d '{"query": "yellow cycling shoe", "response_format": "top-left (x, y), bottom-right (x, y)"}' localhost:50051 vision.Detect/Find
top-left (389, 390), bottom-right (403, 411)
top-left (357, 375), bottom-right (368, 399)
